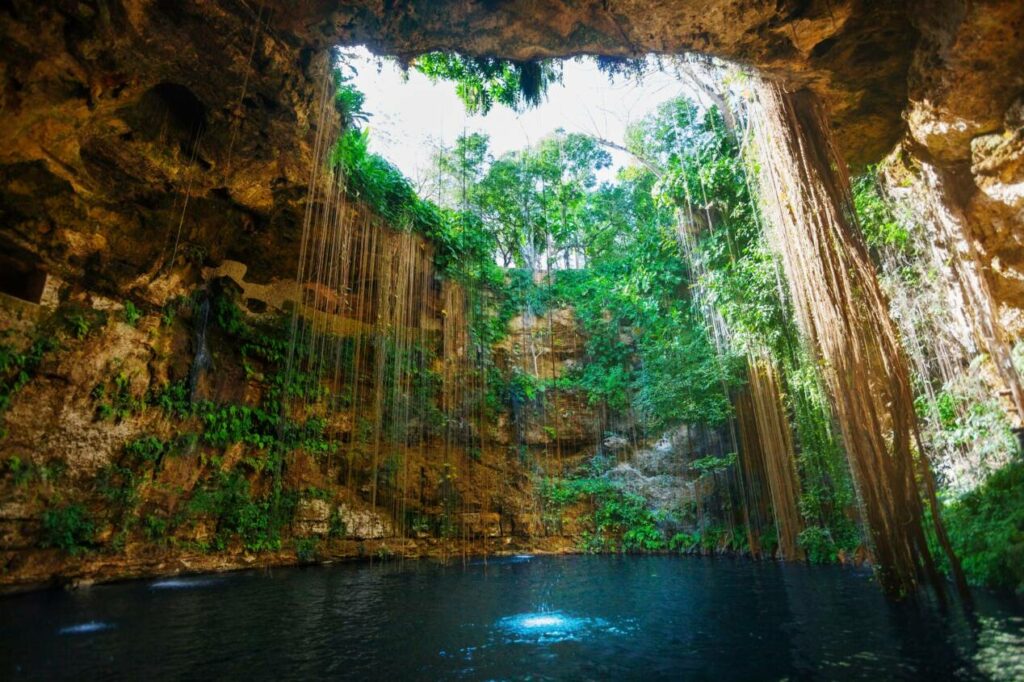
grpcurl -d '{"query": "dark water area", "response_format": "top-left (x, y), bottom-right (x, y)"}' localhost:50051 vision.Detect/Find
top-left (2, 555), bottom-right (1023, 680)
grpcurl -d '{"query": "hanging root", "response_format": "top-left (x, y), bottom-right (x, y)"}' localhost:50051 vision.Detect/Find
top-left (751, 81), bottom-right (968, 600)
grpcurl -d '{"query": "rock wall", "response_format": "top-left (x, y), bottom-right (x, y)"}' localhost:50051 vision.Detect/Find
top-left (901, 2), bottom-right (1024, 352)
top-left (2, 0), bottom-right (1022, 587)
top-left (0, 223), bottom-right (610, 589)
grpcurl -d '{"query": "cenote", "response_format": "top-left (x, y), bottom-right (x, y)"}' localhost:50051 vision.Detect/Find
top-left (2, 556), bottom-right (1022, 680)
top-left (3, 2), bottom-right (1024, 680)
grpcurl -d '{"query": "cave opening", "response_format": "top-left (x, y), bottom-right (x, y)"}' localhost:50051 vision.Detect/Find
top-left (276, 43), bottom-right (1005, 602)
top-left (0, 242), bottom-right (48, 305)
top-left (3, 3), bottom-right (1024, 677)
top-left (127, 82), bottom-right (208, 153)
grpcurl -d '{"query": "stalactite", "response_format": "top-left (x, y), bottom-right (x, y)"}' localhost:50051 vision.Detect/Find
top-left (751, 81), bottom-right (966, 599)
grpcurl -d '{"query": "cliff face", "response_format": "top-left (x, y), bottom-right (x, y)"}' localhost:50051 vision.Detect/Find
top-left (0, 229), bottom-right (606, 589)
top-left (1, 0), bottom-right (1022, 586)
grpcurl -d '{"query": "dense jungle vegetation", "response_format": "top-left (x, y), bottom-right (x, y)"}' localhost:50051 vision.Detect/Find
top-left (4, 55), bottom-right (1019, 594)
top-left (327, 56), bottom-right (1024, 592)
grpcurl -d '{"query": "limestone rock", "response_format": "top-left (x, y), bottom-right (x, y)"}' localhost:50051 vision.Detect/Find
top-left (337, 503), bottom-right (393, 540)
top-left (294, 498), bottom-right (332, 537)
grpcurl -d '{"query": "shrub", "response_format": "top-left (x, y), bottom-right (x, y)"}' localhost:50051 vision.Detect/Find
top-left (40, 504), bottom-right (95, 555)
top-left (669, 532), bottom-right (698, 553)
top-left (143, 513), bottom-right (170, 543)
top-left (125, 435), bottom-right (168, 464)
top-left (939, 460), bottom-right (1024, 593)
top-left (542, 477), bottom-right (665, 552)
top-left (188, 470), bottom-right (298, 553)
top-left (295, 536), bottom-right (320, 563)
top-left (797, 525), bottom-right (841, 564)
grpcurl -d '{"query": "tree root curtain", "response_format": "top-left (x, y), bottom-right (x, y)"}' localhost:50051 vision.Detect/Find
top-left (750, 82), bottom-right (966, 599)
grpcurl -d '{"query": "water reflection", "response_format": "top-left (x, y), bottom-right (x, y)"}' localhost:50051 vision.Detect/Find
top-left (149, 577), bottom-right (222, 590)
top-left (57, 622), bottom-right (114, 636)
top-left (975, 615), bottom-right (1024, 681)
top-left (1, 556), bottom-right (1021, 680)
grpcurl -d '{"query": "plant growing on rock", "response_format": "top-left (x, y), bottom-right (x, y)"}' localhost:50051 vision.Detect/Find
top-left (40, 503), bottom-right (96, 555)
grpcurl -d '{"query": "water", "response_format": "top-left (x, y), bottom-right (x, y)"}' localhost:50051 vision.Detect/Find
top-left (2, 555), bottom-right (1022, 680)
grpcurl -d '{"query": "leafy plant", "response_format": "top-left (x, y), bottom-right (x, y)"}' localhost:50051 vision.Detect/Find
top-left (936, 459), bottom-right (1024, 593)
top-left (853, 169), bottom-right (910, 252)
top-left (67, 315), bottom-right (90, 339)
top-left (188, 470), bottom-right (298, 553)
top-left (125, 435), bottom-right (168, 464)
top-left (40, 503), bottom-right (95, 555)
top-left (143, 513), bottom-right (171, 543)
top-left (328, 508), bottom-right (347, 539)
top-left (0, 336), bottom-right (55, 419)
top-left (123, 300), bottom-right (141, 326)
top-left (413, 53), bottom-right (561, 114)
top-left (295, 536), bottom-right (320, 563)
top-left (689, 453), bottom-right (737, 478)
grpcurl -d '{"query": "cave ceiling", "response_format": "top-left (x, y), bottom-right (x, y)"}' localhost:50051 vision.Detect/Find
top-left (0, 1), bottom-right (1020, 295)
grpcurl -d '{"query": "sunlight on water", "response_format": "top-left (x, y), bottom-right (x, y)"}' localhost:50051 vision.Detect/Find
top-left (58, 622), bottom-right (113, 635)
top-left (150, 577), bottom-right (220, 590)
top-left (495, 611), bottom-right (630, 644)
top-left (520, 615), bottom-right (566, 628)
top-left (469, 554), bottom-right (534, 566)
top-left (975, 616), bottom-right (1024, 682)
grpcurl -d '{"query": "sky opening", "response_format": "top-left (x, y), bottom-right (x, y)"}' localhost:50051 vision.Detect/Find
top-left (342, 47), bottom-right (699, 188)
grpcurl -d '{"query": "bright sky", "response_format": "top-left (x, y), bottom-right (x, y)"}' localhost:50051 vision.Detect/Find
top-left (343, 47), bottom-right (694, 188)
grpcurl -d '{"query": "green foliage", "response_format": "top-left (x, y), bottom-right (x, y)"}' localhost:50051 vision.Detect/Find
top-left (188, 469), bottom-right (298, 553)
top-left (328, 507), bottom-right (347, 539)
top-left (669, 532), bottom-right (698, 552)
top-left (96, 463), bottom-right (141, 509)
top-left (689, 453), bottom-right (737, 478)
top-left (4, 455), bottom-right (65, 487)
top-left (759, 525), bottom-right (780, 557)
top-left (915, 383), bottom-right (1019, 475)
top-left (541, 477), bottom-right (666, 553)
top-left (123, 300), bottom-right (141, 326)
top-left (67, 315), bottom-right (90, 339)
top-left (40, 503), bottom-right (95, 555)
top-left (5, 455), bottom-right (31, 486)
top-left (93, 371), bottom-right (145, 422)
top-left (698, 525), bottom-right (725, 552)
top-left (59, 305), bottom-right (107, 341)
top-left (143, 513), bottom-right (170, 543)
top-left (332, 128), bottom-right (447, 239)
top-left (852, 169), bottom-right (910, 252)
top-left (295, 536), bottom-right (320, 563)
top-left (505, 368), bottom-right (541, 405)
top-left (0, 335), bottom-right (55, 421)
top-left (786, 360), bottom-right (862, 563)
top-left (332, 54), bottom-right (370, 127)
top-left (414, 53), bottom-right (561, 114)
top-left (160, 298), bottom-right (185, 327)
top-left (125, 435), bottom-right (169, 464)
top-left (798, 526), bottom-right (847, 564)
top-left (938, 459), bottom-right (1024, 593)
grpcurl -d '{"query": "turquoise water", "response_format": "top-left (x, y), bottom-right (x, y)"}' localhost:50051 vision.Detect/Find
top-left (2, 555), bottom-right (1022, 680)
